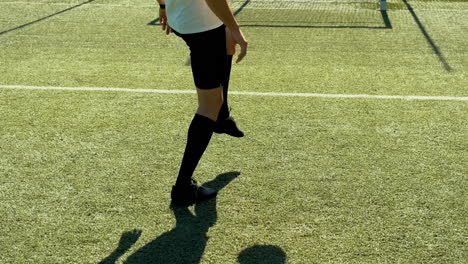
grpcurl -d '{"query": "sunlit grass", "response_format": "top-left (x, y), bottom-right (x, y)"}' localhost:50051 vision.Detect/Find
top-left (0, 0), bottom-right (467, 263)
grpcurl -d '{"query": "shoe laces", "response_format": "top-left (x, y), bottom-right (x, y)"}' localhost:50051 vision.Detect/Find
top-left (190, 179), bottom-right (199, 189)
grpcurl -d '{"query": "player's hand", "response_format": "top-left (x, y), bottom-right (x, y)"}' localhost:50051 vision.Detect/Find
top-left (159, 8), bottom-right (172, 35)
top-left (227, 27), bottom-right (248, 63)
top-left (225, 27), bottom-right (236, 55)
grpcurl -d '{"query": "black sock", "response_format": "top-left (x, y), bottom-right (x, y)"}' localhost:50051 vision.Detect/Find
top-left (175, 114), bottom-right (216, 187)
top-left (218, 55), bottom-right (233, 121)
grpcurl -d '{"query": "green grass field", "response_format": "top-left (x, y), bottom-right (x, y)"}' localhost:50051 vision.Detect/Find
top-left (0, 0), bottom-right (467, 263)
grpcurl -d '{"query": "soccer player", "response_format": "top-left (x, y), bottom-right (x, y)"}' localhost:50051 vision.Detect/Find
top-left (155, 0), bottom-right (248, 206)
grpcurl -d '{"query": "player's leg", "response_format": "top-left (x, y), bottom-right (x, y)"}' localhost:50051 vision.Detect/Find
top-left (214, 28), bottom-right (244, 138)
top-left (196, 87), bottom-right (224, 121)
top-left (171, 26), bottom-right (225, 206)
top-left (218, 55), bottom-right (233, 121)
top-left (171, 87), bottom-right (222, 206)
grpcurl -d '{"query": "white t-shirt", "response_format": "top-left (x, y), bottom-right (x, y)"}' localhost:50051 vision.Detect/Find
top-left (166, 0), bottom-right (223, 34)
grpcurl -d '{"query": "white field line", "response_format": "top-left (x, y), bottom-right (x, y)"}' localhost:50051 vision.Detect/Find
top-left (1, 85), bottom-right (468, 102)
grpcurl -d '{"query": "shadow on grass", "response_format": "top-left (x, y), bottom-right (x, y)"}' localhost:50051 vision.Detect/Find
top-left (238, 245), bottom-right (287, 264)
top-left (99, 171), bottom-right (240, 264)
top-left (401, 0), bottom-right (452, 72)
top-left (0, 0), bottom-right (96, 36)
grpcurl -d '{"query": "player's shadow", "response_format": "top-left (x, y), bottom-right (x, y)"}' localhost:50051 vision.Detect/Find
top-left (238, 245), bottom-right (287, 264)
top-left (99, 171), bottom-right (240, 264)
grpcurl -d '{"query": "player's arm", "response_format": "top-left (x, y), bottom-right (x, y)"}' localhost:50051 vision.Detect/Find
top-left (205, 0), bottom-right (248, 63)
top-left (155, 0), bottom-right (171, 34)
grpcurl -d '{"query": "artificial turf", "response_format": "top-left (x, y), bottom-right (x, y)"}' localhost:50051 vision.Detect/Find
top-left (0, 0), bottom-right (467, 263)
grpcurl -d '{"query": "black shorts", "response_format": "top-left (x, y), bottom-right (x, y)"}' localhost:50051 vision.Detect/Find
top-left (174, 25), bottom-right (228, 89)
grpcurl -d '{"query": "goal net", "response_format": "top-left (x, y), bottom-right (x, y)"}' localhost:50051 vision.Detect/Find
top-left (230, 0), bottom-right (388, 28)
